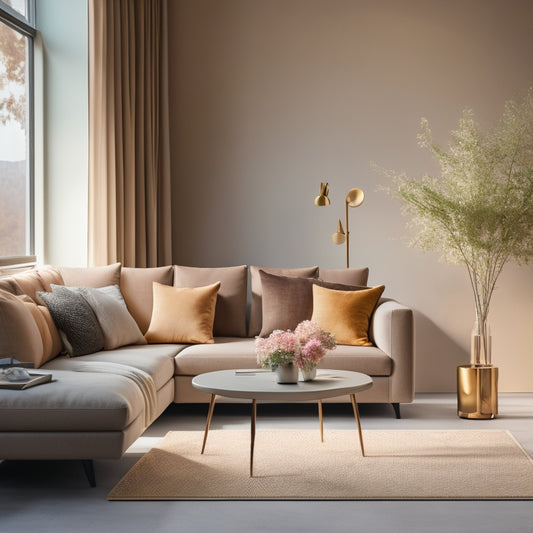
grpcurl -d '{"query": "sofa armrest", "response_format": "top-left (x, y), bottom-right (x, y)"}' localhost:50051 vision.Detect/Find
top-left (369, 298), bottom-right (414, 403)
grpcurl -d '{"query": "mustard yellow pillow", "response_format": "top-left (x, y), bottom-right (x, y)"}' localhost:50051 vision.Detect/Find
top-left (311, 284), bottom-right (385, 346)
top-left (144, 282), bottom-right (221, 344)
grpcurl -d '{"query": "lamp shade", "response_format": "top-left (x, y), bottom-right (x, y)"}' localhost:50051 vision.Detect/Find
top-left (314, 182), bottom-right (331, 206)
top-left (346, 188), bottom-right (364, 207)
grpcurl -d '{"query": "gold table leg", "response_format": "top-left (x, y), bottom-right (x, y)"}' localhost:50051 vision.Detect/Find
top-left (318, 400), bottom-right (324, 442)
top-left (350, 394), bottom-right (365, 457)
top-left (201, 393), bottom-right (216, 454)
top-left (250, 399), bottom-right (257, 477)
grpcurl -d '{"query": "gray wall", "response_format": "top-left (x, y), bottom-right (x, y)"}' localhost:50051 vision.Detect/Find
top-left (168, 0), bottom-right (533, 392)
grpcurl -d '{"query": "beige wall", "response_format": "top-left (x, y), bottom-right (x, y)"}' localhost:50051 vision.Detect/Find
top-left (168, 0), bottom-right (533, 393)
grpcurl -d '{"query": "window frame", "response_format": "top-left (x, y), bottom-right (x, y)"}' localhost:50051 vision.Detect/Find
top-left (0, 0), bottom-right (37, 269)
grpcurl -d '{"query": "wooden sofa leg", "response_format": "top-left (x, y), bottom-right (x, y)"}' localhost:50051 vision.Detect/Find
top-left (82, 460), bottom-right (96, 487)
top-left (392, 403), bottom-right (401, 419)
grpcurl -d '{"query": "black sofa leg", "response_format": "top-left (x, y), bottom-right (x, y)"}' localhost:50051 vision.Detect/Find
top-left (82, 460), bottom-right (96, 487)
top-left (392, 403), bottom-right (401, 419)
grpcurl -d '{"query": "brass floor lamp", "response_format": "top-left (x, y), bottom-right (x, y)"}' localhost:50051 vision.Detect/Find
top-left (314, 182), bottom-right (365, 268)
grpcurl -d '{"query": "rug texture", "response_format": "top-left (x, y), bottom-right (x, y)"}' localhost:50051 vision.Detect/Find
top-left (107, 429), bottom-right (533, 500)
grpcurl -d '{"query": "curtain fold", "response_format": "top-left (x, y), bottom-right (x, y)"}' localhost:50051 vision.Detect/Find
top-left (88, 0), bottom-right (172, 267)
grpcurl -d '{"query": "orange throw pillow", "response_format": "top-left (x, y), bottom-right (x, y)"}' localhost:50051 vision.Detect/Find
top-left (311, 284), bottom-right (385, 346)
top-left (144, 282), bottom-right (221, 344)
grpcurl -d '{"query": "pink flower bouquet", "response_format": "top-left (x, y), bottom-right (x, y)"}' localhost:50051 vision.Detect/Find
top-left (255, 320), bottom-right (336, 371)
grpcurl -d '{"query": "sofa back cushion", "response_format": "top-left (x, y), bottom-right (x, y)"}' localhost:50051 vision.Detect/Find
top-left (318, 267), bottom-right (369, 286)
top-left (120, 266), bottom-right (174, 334)
top-left (248, 266), bottom-right (319, 337)
top-left (59, 263), bottom-right (121, 288)
top-left (0, 289), bottom-right (43, 365)
top-left (174, 265), bottom-right (248, 337)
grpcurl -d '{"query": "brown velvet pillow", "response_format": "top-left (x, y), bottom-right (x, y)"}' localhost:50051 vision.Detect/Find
top-left (258, 270), bottom-right (369, 337)
top-left (258, 270), bottom-right (315, 337)
top-left (144, 282), bottom-right (221, 344)
top-left (174, 265), bottom-right (248, 337)
top-left (311, 284), bottom-right (385, 346)
top-left (249, 266), bottom-right (319, 337)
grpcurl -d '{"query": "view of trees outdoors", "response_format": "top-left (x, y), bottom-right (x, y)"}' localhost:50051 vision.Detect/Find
top-left (0, 0), bottom-right (30, 258)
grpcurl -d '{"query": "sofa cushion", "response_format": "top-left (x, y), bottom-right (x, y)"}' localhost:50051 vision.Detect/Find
top-left (38, 286), bottom-right (105, 356)
top-left (43, 344), bottom-right (182, 391)
top-left (174, 265), bottom-right (248, 337)
top-left (0, 289), bottom-right (43, 365)
top-left (145, 282), bottom-right (221, 344)
top-left (7, 269), bottom-right (46, 303)
top-left (0, 369), bottom-right (145, 432)
top-left (249, 266), bottom-right (319, 337)
top-left (319, 345), bottom-right (392, 376)
top-left (311, 284), bottom-right (385, 346)
top-left (22, 302), bottom-right (63, 366)
top-left (76, 285), bottom-right (146, 350)
top-left (318, 267), bottom-right (369, 286)
top-left (59, 262), bottom-right (121, 288)
top-left (174, 338), bottom-right (261, 375)
top-left (120, 265), bottom-right (174, 334)
top-left (35, 265), bottom-right (64, 292)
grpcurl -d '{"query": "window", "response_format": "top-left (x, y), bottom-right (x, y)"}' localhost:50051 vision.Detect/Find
top-left (0, 0), bottom-right (35, 268)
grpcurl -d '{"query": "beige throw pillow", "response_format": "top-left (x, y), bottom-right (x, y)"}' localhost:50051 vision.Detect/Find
top-left (78, 285), bottom-right (146, 350)
top-left (144, 282), bottom-right (221, 344)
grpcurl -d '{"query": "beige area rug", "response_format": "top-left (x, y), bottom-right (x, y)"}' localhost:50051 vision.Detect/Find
top-left (107, 430), bottom-right (533, 500)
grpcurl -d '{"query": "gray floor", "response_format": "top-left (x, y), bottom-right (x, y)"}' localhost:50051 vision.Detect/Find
top-left (1, 393), bottom-right (533, 533)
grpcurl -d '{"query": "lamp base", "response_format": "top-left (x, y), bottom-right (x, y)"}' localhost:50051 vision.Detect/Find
top-left (457, 365), bottom-right (498, 419)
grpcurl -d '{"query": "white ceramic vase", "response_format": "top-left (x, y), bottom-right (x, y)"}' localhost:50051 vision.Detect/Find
top-left (276, 363), bottom-right (299, 384)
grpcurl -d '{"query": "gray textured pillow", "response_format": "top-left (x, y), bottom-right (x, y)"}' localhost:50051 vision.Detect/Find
top-left (38, 286), bottom-right (104, 357)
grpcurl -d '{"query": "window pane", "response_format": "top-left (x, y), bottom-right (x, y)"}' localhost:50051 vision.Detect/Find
top-left (2, 0), bottom-right (26, 19)
top-left (0, 20), bottom-right (29, 258)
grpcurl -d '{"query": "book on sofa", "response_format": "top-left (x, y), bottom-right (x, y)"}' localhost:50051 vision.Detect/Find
top-left (0, 372), bottom-right (52, 390)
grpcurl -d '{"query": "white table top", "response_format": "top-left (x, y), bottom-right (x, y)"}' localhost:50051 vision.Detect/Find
top-left (192, 369), bottom-right (373, 401)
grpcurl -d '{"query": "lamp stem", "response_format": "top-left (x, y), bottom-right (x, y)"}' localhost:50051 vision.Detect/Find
top-left (345, 200), bottom-right (350, 268)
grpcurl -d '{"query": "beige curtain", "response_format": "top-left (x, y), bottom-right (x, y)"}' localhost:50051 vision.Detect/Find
top-left (88, 0), bottom-right (172, 267)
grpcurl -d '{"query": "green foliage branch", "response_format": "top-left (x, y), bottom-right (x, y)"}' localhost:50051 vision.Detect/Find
top-left (384, 89), bottom-right (533, 332)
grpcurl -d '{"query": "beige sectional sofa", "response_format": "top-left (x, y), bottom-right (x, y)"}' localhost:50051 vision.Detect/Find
top-left (0, 262), bottom-right (413, 485)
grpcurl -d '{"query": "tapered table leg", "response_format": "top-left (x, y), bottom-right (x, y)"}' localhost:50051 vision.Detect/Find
top-left (201, 393), bottom-right (216, 454)
top-left (350, 394), bottom-right (365, 456)
top-left (318, 400), bottom-right (324, 442)
top-left (250, 399), bottom-right (257, 477)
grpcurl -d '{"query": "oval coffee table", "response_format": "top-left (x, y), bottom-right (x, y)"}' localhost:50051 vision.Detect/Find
top-left (192, 369), bottom-right (373, 476)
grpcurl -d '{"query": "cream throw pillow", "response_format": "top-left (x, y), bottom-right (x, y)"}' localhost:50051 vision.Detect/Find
top-left (144, 282), bottom-right (221, 344)
top-left (78, 285), bottom-right (147, 350)
top-left (311, 284), bottom-right (385, 346)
